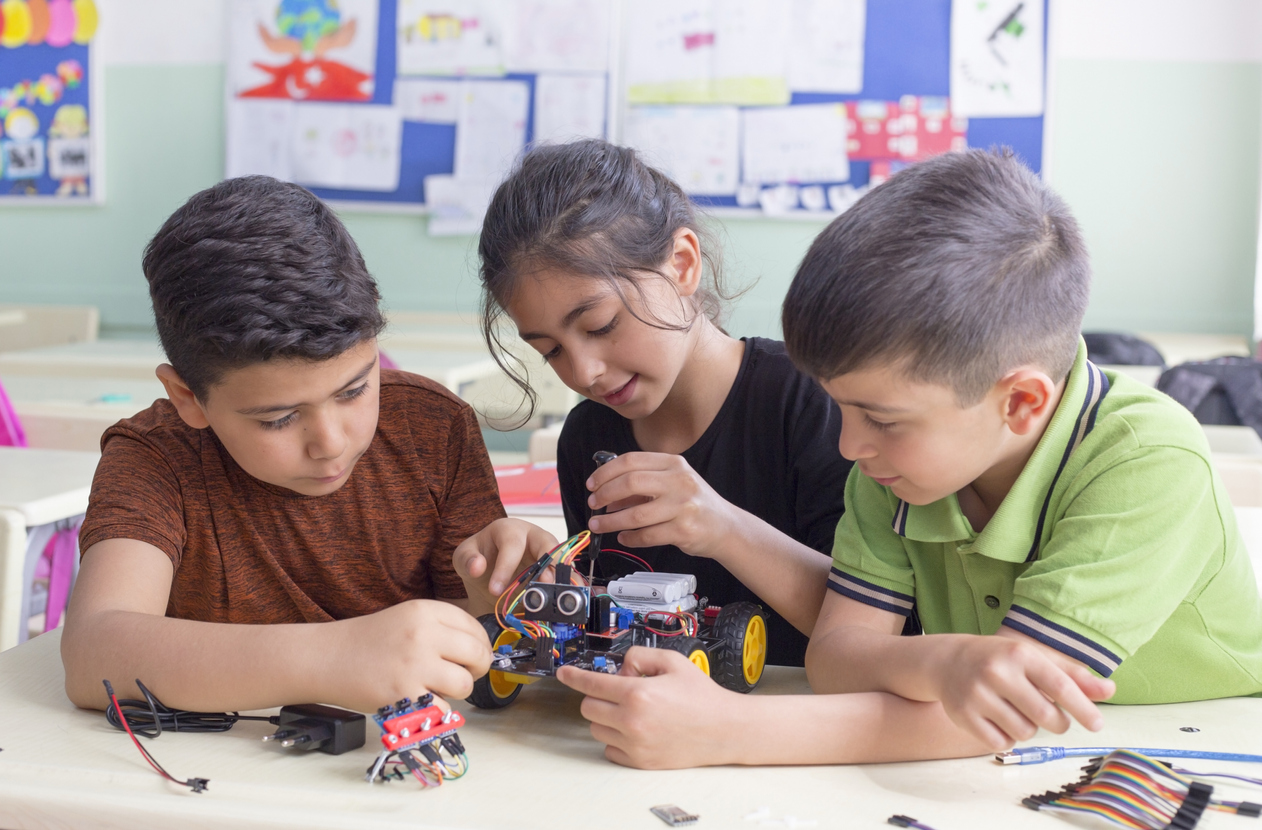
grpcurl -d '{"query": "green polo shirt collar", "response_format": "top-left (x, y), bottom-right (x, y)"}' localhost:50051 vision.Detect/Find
top-left (892, 342), bottom-right (1110, 564)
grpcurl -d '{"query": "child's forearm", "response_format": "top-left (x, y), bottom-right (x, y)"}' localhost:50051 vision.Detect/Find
top-left (716, 690), bottom-right (990, 766)
top-left (710, 511), bottom-right (830, 635)
top-left (806, 622), bottom-right (963, 701)
top-left (62, 609), bottom-right (341, 712)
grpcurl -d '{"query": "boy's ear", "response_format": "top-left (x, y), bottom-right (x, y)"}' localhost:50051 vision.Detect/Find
top-left (669, 228), bottom-right (703, 298)
top-left (155, 364), bottom-right (211, 430)
top-left (997, 368), bottom-right (1058, 436)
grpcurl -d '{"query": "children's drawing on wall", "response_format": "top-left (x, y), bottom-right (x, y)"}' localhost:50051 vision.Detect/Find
top-left (230, 0), bottom-right (379, 101)
top-left (0, 0), bottom-right (96, 200)
top-left (3, 107), bottom-right (44, 193)
top-left (47, 102), bottom-right (88, 194)
top-left (395, 0), bottom-right (505, 77)
top-left (949, 0), bottom-right (1044, 117)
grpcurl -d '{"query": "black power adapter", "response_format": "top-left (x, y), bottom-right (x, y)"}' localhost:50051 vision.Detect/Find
top-left (263, 703), bottom-right (366, 755)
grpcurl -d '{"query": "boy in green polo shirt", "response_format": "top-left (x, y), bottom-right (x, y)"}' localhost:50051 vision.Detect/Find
top-left (557, 148), bottom-right (1262, 769)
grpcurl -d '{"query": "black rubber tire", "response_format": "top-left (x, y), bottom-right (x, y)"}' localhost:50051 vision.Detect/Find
top-left (711, 601), bottom-right (767, 693)
top-left (466, 614), bottom-right (525, 710)
top-left (659, 636), bottom-right (711, 676)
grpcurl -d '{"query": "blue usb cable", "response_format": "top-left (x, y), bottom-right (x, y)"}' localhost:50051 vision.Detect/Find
top-left (997, 746), bottom-right (1262, 765)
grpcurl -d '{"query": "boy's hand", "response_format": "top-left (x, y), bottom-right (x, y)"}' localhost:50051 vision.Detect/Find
top-left (934, 633), bottom-right (1116, 750)
top-left (585, 452), bottom-right (739, 559)
top-left (338, 599), bottom-right (493, 712)
top-left (556, 646), bottom-right (741, 769)
top-left (453, 519), bottom-right (558, 614)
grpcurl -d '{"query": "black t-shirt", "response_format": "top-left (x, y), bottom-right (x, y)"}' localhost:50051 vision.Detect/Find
top-left (557, 336), bottom-right (852, 666)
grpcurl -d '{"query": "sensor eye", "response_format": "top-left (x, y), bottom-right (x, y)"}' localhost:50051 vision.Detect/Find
top-left (556, 589), bottom-right (586, 617)
top-left (522, 587), bottom-right (548, 613)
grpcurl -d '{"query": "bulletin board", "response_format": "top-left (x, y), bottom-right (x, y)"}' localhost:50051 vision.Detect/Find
top-left (224, 0), bottom-right (616, 218)
top-left (223, 0), bottom-right (1047, 222)
top-left (0, 0), bottom-right (102, 204)
top-left (618, 0), bottom-right (1049, 216)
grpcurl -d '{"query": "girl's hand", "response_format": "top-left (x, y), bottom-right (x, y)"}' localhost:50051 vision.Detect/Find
top-left (556, 646), bottom-right (745, 769)
top-left (584, 452), bottom-right (739, 559)
top-left (453, 518), bottom-right (558, 615)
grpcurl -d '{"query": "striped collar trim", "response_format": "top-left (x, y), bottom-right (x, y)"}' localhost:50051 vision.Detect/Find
top-left (1023, 360), bottom-right (1109, 562)
top-left (1002, 604), bottom-right (1122, 677)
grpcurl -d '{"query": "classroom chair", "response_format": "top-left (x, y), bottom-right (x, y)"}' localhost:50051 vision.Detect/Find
top-left (0, 383), bottom-right (82, 648)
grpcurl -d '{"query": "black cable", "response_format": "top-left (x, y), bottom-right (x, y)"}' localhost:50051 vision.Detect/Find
top-left (104, 679), bottom-right (277, 738)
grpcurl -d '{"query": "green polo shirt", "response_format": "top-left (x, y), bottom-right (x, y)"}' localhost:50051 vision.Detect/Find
top-left (829, 341), bottom-right (1262, 704)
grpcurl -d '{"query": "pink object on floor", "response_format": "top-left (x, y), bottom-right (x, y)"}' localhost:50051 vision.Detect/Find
top-left (42, 526), bottom-right (78, 632)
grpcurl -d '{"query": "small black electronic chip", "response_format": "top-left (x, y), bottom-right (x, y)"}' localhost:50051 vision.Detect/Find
top-left (650, 804), bottom-right (699, 826)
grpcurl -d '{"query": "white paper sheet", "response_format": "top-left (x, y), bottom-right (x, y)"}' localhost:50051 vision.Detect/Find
top-left (228, 0), bottom-right (378, 100)
top-left (226, 98), bottom-right (295, 180)
top-left (454, 79), bottom-right (530, 185)
top-left (533, 73), bottom-right (607, 143)
top-left (950, 0), bottom-right (1045, 117)
top-left (503, 0), bottom-right (611, 73)
top-left (47, 137), bottom-right (92, 181)
top-left (424, 174), bottom-right (497, 236)
top-left (624, 0), bottom-right (790, 104)
top-left (624, 106), bottom-right (740, 196)
top-left (396, 0), bottom-right (505, 76)
top-left (741, 104), bottom-right (850, 185)
top-left (712, 0), bottom-right (791, 91)
top-left (394, 78), bottom-right (462, 122)
top-left (624, 0), bottom-right (715, 98)
top-left (290, 103), bottom-right (404, 192)
top-left (787, 0), bottom-right (866, 94)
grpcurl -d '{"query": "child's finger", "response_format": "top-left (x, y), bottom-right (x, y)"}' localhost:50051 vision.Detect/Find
top-left (603, 744), bottom-right (636, 768)
top-left (580, 696), bottom-right (624, 729)
top-left (1064, 662), bottom-right (1116, 702)
top-left (585, 451), bottom-right (669, 491)
top-left (451, 540), bottom-right (487, 580)
top-left (588, 470), bottom-right (670, 512)
top-left (1026, 660), bottom-right (1105, 731)
top-left (555, 664), bottom-right (637, 701)
top-left (423, 662), bottom-right (477, 700)
top-left (619, 644), bottom-right (686, 677)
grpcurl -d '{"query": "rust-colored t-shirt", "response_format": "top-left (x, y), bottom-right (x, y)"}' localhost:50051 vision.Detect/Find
top-left (79, 370), bottom-right (506, 624)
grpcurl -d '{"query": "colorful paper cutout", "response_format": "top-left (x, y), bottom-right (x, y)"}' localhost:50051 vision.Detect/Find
top-left (231, 0), bottom-right (377, 101)
top-left (47, 101), bottom-right (86, 194)
top-left (44, 0), bottom-right (74, 47)
top-left (27, 0), bottom-right (48, 45)
top-left (71, 0), bottom-right (95, 44)
top-left (0, 0), bottom-right (31, 48)
top-left (844, 96), bottom-right (967, 163)
top-left (395, 0), bottom-right (505, 77)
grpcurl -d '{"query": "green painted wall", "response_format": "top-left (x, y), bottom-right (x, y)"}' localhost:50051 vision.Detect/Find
top-left (1, 61), bottom-right (1259, 341)
top-left (1054, 60), bottom-right (1262, 337)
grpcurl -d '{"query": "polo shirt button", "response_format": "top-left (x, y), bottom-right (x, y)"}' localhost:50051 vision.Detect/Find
top-left (985, 595), bottom-right (1001, 609)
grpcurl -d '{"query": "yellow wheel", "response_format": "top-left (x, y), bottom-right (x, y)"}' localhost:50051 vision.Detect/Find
top-left (468, 615), bottom-right (526, 709)
top-left (488, 629), bottom-right (524, 699)
top-left (741, 613), bottom-right (767, 687)
top-left (713, 602), bottom-right (768, 693)
top-left (662, 636), bottom-right (711, 676)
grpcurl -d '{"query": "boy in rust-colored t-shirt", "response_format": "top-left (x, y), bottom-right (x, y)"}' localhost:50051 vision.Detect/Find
top-left (61, 177), bottom-right (530, 715)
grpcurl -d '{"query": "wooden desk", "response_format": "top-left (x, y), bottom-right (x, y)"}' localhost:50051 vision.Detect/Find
top-left (0, 448), bottom-right (99, 650)
top-left (2, 629), bottom-right (1260, 829)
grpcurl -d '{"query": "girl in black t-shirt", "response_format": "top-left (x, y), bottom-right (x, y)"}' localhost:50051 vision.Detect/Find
top-left (455, 139), bottom-right (853, 671)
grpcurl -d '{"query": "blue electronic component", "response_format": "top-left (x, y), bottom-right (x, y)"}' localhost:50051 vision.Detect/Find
top-left (593, 656), bottom-right (607, 670)
top-left (497, 644), bottom-right (513, 654)
top-left (552, 623), bottom-right (581, 643)
top-left (615, 608), bottom-right (635, 629)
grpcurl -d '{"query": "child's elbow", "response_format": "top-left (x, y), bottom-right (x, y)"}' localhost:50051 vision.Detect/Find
top-left (60, 629), bottom-right (108, 710)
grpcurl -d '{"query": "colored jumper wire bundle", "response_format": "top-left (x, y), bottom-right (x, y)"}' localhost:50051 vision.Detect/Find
top-left (1023, 749), bottom-right (1262, 828)
top-left (366, 694), bottom-right (469, 788)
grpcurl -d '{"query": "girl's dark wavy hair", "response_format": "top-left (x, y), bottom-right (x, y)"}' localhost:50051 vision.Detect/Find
top-left (143, 176), bottom-right (385, 400)
top-left (477, 139), bottom-right (741, 424)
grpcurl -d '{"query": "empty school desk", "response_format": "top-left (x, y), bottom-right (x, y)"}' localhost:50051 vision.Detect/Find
top-left (0, 447), bottom-right (99, 651)
top-left (1, 629), bottom-right (1261, 830)
top-left (0, 375), bottom-right (168, 452)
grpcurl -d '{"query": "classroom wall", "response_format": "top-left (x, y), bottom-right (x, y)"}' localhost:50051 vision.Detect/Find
top-left (1, 0), bottom-right (1259, 342)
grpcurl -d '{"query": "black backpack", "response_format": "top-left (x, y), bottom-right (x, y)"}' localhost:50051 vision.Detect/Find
top-left (1083, 332), bottom-right (1165, 368)
top-left (1158, 357), bottom-right (1262, 438)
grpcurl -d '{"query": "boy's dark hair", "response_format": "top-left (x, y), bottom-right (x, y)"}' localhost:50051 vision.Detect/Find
top-left (782, 149), bottom-right (1090, 404)
top-left (143, 176), bottom-right (385, 400)
top-left (477, 138), bottom-right (737, 419)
